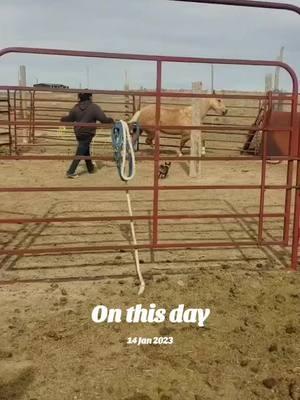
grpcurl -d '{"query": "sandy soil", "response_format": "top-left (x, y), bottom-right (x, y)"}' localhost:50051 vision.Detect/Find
top-left (0, 134), bottom-right (299, 400)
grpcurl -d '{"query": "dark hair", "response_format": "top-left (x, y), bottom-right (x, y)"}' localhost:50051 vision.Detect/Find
top-left (78, 92), bottom-right (92, 102)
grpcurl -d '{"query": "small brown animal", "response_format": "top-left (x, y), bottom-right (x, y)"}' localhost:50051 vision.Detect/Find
top-left (158, 162), bottom-right (171, 179)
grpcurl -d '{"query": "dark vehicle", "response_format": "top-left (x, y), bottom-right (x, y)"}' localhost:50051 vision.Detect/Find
top-left (33, 83), bottom-right (69, 89)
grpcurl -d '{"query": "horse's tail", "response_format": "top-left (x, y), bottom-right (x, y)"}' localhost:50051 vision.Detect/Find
top-left (128, 110), bottom-right (141, 124)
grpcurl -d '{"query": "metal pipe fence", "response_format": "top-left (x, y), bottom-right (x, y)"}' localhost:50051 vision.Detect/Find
top-left (0, 46), bottom-right (299, 270)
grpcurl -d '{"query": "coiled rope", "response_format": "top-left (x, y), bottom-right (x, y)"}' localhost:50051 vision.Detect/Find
top-left (111, 120), bottom-right (136, 181)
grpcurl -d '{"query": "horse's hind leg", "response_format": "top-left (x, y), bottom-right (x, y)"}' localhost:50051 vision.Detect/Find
top-left (179, 134), bottom-right (190, 156)
top-left (145, 130), bottom-right (155, 146)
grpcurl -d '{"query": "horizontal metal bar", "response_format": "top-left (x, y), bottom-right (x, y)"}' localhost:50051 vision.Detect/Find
top-left (0, 120), bottom-right (114, 128)
top-left (0, 212), bottom-right (284, 224)
top-left (149, 125), bottom-right (290, 132)
top-left (171, 0), bottom-right (300, 16)
top-left (0, 85), bottom-right (293, 100)
top-left (17, 141), bottom-right (76, 146)
top-left (0, 184), bottom-right (292, 193)
top-left (140, 102), bottom-right (262, 109)
top-left (0, 215), bottom-right (152, 223)
top-left (0, 120), bottom-right (292, 133)
top-left (0, 48), bottom-right (296, 74)
top-left (0, 155), bottom-right (298, 161)
top-left (0, 186), bottom-right (153, 192)
top-left (0, 239), bottom-right (286, 256)
top-left (159, 184), bottom-right (291, 190)
top-left (32, 108), bottom-right (126, 117)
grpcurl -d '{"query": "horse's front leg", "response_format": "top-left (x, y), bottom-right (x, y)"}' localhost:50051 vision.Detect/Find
top-left (201, 139), bottom-right (206, 155)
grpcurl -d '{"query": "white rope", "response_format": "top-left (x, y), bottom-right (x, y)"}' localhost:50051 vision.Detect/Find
top-left (126, 191), bottom-right (145, 295)
top-left (115, 120), bottom-right (144, 294)
top-left (119, 120), bottom-right (136, 181)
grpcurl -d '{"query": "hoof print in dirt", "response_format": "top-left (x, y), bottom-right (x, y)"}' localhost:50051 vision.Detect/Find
top-left (59, 296), bottom-right (68, 305)
top-left (124, 394), bottom-right (152, 400)
top-left (262, 377), bottom-right (277, 389)
top-left (285, 324), bottom-right (297, 334)
top-left (289, 380), bottom-right (300, 400)
top-left (221, 264), bottom-right (230, 270)
top-left (44, 331), bottom-right (62, 341)
top-left (0, 360), bottom-right (34, 400)
top-left (268, 343), bottom-right (278, 352)
top-left (240, 359), bottom-right (249, 367)
top-left (229, 287), bottom-right (238, 297)
top-left (156, 275), bottom-right (169, 283)
top-left (0, 349), bottom-right (13, 360)
top-left (50, 283), bottom-right (59, 290)
top-left (159, 326), bottom-right (174, 336)
top-left (250, 365), bottom-right (259, 374)
top-left (275, 294), bottom-right (286, 303)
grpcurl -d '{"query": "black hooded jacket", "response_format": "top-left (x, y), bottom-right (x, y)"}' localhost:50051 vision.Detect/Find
top-left (61, 99), bottom-right (114, 137)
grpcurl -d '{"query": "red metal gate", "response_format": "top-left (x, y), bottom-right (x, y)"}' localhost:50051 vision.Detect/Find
top-left (0, 47), bottom-right (299, 270)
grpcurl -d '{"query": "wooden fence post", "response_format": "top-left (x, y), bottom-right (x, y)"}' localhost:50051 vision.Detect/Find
top-left (190, 81), bottom-right (203, 178)
top-left (19, 65), bottom-right (29, 144)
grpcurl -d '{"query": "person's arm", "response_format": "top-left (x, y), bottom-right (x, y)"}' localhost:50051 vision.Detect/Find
top-left (93, 104), bottom-right (114, 124)
top-left (61, 107), bottom-right (76, 122)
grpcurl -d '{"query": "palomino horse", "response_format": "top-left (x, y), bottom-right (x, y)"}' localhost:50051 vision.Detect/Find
top-left (129, 98), bottom-right (228, 155)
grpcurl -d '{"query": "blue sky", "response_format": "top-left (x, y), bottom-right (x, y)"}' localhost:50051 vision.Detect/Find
top-left (0, 0), bottom-right (299, 91)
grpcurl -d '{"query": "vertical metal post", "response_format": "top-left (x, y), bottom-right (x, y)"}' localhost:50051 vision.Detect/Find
top-left (28, 90), bottom-right (33, 143)
top-left (211, 64), bottom-right (214, 93)
top-left (274, 46), bottom-right (284, 92)
top-left (124, 72), bottom-right (130, 121)
top-left (13, 90), bottom-right (18, 154)
top-left (190, 81), bottom-right (203, 177)
top-left (32, 90), bottom-right (36, 143)
top-left (290, 105), bottom-right (300, 270)
top-left (265, 73), bottom-right (272, 92)
top-left (283, 91), bottom-right (298, 244)
top-left (132, 95), bottom-right (136, 115)
top-left (291, 157), bottom-right (300, 270)
top-left (6, 89), bottom-right (12, 155)
top-left (152, 61), bottom-right (162, 245)
top-left (258, 92), bottom-right (272, 243)
top-left (18, 66), bottom-right (30, 144)
top-left (138, 95), bottom-right (142, 110)
top-left (18, 65), bottom-right (26, 120)
top-left (86, 66), bottom-right (90, 88)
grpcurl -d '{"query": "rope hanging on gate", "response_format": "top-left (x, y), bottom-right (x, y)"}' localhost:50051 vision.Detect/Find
top-left (111, 120), bottom-right (136, 181)
top-left (111, 120), bottom-right (145, 295)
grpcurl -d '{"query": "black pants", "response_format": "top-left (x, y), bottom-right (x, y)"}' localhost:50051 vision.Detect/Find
top-left (67, 135), bottom-right (94, 175)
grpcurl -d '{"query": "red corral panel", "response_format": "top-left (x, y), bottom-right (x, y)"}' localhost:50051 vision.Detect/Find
top-left (0, 47), bottom-right (298, 270)
top-left (262, 111), bottom-right (300, 156)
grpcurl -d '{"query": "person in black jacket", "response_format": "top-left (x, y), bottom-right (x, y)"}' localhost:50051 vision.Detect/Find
top-left (61, 92), bottom-right (114, 178)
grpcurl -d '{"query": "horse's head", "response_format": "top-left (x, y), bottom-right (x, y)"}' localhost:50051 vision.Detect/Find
top-left (208, 97), bottom-right (228, 116)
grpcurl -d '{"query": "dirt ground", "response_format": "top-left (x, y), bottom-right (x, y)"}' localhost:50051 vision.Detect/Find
top-left (0, 133), bottom-right (299, 400)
